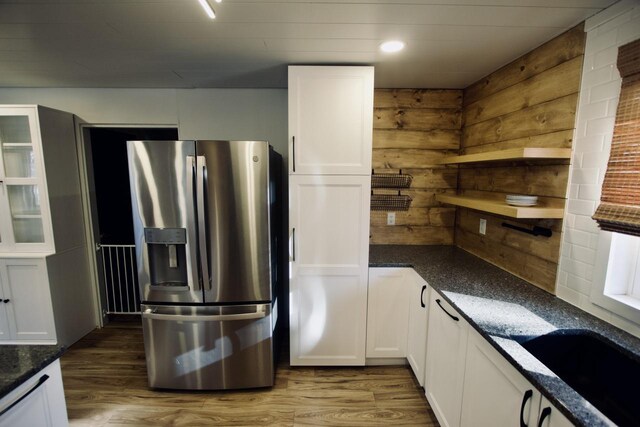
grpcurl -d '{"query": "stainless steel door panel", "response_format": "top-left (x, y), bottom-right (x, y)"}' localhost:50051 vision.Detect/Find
top-left (141, 304), bottom-right (274, 390)
top-left (128, 140), bottom-right (202, 304)
top-left (197, 141), bottom-right (272, 303)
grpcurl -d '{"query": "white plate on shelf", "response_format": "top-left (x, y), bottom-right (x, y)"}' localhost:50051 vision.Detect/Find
top-left (506, 200), bottom-right (538, 207)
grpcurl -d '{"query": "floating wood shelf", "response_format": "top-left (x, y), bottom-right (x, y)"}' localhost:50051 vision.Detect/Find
top-left (435, 195), bottom-right (564, 219)
top-left (439, 147), bottom-right (572, 165)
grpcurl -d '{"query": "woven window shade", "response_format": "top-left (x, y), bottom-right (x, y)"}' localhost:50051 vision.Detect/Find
top-left (593, 38), bottom-right (640, 237)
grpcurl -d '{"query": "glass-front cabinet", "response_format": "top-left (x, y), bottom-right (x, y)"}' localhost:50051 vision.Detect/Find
top-left (0, 107), bottom-right (52, 253)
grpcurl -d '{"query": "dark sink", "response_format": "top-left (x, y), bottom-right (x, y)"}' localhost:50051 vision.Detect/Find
top-left (516, 330), bottom-right (640, 427)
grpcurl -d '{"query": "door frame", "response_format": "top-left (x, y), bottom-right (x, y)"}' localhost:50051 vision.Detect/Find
top-left (74, 121), bottom-right (178, 327)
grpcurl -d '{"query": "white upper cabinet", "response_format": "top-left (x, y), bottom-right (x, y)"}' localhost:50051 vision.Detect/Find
top-left (288, 66), bottom-right (374, 175)
top-left (0, 107), bottom-right (53, 253)
top-left (0, 105), bottom-right (82, 255)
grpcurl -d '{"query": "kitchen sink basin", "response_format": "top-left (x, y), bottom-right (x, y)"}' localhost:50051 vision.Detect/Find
top-left (515, 330), bottom-right (639, 427)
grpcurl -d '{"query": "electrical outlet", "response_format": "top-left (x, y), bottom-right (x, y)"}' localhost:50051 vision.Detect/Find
top-left (479, 218), bottom-right (487, 235)
top-left (387, 212), bottom-right (396, 226)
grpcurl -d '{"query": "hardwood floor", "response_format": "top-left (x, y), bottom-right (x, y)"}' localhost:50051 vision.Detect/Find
top-left (61, 322), bottom-right (439, 426)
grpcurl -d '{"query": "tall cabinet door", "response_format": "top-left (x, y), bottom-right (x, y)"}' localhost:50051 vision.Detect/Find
top-left (0, 107), bottom-right (53, 253)
top-left (288, 66), bottom-right (374, 175)
top-left (0, 259), bottom-right (55, 342)
top-left (289, 175), bottom-right (371, 365)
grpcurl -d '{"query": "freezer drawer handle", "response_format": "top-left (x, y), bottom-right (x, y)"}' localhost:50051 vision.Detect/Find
top-left (143, 311), bottom-right (267, 322)
top-left (0, 374), bottom-right (49, 417)
top-left (435, 299), bottom-right (459, 322)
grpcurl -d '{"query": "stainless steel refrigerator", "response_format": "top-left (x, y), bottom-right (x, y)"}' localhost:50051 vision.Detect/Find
top-left (127, 140), bottom-right (282, 390)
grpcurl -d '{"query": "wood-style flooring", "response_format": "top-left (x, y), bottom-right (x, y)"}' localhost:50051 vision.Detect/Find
top-left (61, 321), bottom-right (439, 426)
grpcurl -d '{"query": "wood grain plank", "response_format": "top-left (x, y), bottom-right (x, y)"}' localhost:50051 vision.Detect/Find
top-left (461, 130), bottom-right (574, 154)
top-left (461, 93), bottom-right (579, 147)
top-left (464, 24), bottom-right (586, 106)
top-left (455, 226), bottom-right (557, 293)
top-left (293, 407), bottom-right (438, 426)
top-left (463, 56), bottom-right (583, 126)
top-left (374, 188), bottom-right (455, 208)
top-left (370, 226), bottom-right (454, 245)
top-left (373, 149), bottom-right (454, 168)
top-left (374, 108), bottom-right (461, 130)
top-left (372, 168), bottom-right (458, 189)
top-left (375, 89), bottom-right (462, 109)
top-left (370, 208), bottom-right (456, 227)
top-left (457, 209), bottom-right (562, 263)
top-left (373, 129), bottom-right (460, 150)
top-left (457, 164), bottom-right (569, 198)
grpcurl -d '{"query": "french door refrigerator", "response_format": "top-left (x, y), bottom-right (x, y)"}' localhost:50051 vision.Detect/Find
top-left (127, 140), bottom-right (282, 390)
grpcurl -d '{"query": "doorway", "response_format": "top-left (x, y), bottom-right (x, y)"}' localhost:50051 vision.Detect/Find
top-left (83, 127), bottom-right (178, 322)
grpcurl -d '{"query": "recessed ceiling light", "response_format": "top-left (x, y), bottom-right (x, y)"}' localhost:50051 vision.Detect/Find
top-left (198, 0), bottom-right (216, 19)
top-left (380, 41), bottom-right (405, 53)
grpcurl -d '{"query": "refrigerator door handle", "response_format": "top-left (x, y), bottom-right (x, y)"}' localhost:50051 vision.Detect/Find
top-left (196, 155), bottom-right (212, 291)
top-left (186, 155), bottom-right (200, 291)
top-left (142, 311), bottom-right (267, 322)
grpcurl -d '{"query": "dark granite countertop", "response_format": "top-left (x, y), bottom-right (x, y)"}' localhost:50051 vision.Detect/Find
top-left (0, 345), bottom-right (65, 400)
top-left (370, 245), bottom-right (640, 427)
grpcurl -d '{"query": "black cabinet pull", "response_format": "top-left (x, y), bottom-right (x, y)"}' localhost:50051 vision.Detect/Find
top-left (420, 285), bottom-right (427, 308)
top-left (292, 136), bottom-right (296, 172)
top-left (0, 374), bottom-right (49, 417)
top-left (537, 407), bottom-right (551, 427)
top-left (292, 228), bottom-right (296, 262)
top-left (3, 299), bottom-right (9, 303)
top-left (520, 390), bottom-right (533, 427)
top-left (435, 299), bottom-right (459, 321)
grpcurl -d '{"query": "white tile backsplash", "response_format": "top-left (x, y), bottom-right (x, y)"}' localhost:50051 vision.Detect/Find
top-left (558, 2), bottom-right (640, 338)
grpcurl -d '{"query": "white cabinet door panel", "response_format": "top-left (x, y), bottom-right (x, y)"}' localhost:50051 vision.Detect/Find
top-left (288, 66), bottom-right (373, 175)
top-left (425, 292), bottom-right (468, 427)
top-left (460, 329), bottom-right (541, 427)
top-left (289, 175), bottom-right (370, 365)
top-left (406, 270), bottom-right (428, 386)
top-left (1, 259), bottom-right (55, 342)
top-left (366, 268), bottom-right (410, 358)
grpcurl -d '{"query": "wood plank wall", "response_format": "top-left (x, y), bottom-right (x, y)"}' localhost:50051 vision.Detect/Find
top-left (456, 25), bottom-right (586, 293)
top-left (370, 89), bottom-right (462, 245)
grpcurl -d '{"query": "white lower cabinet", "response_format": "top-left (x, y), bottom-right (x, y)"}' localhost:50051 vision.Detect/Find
top-left (0, 259), bottom-right (55, 343)
top-left (366, 268), bottom-right (410, 358)
top-left (424, 290), bottom-right (576, 427)
top-left (425, 291), bottom-right (469, 427)
top-left (460, 328), bottom-right (541, 427)
top-left (0, 359), bottom-right (68, 427)
top-left (406, 270), bottom-right (429, 386)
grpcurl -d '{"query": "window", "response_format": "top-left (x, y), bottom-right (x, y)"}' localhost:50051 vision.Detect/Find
top-left (592, 231), bottom-right (640, 324)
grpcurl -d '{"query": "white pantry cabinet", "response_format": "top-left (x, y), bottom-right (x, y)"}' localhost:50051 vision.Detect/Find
top-left (289, 175), bottom-right (371, 365)
top-left (425, 291), bottom-right (469, 427)
top-left (0, 259), bottom-right (55, 343)
top-left (0, 105), bottom-right (95, 347)
top-left (0, 359), bottom-right (68, 427)
top-left (460, 328), bottom-right (541, 427)
top-left (406, 270), bottom-right (429, 387)
top-left (288, 66), bottom-right (374, 175)
top-left (366, 268), bottom-right (410, 358)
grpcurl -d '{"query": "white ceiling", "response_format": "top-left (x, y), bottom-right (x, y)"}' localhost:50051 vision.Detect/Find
top-left (0, 0), bottom-right (619, 89)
